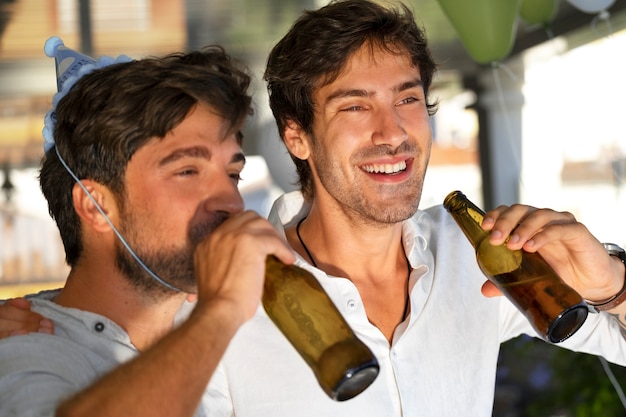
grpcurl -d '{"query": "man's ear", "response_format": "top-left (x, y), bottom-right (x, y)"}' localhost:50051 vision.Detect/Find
top-left (72, 180), bottom-right (117, 233)
top-left (283, 120), bottom-right (311, 161)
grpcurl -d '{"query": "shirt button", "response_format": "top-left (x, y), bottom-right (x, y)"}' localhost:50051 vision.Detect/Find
top-left (94, 322), bottom-right (105, 332)
top-left (347, 299), bottom-right (357, 310)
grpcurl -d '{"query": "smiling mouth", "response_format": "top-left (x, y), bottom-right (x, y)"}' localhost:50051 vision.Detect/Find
top-left (361, 160), bottom-right (407, 174)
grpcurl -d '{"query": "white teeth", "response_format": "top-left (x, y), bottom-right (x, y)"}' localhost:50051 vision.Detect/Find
top-left (362, 160), bottom-right (407, 174)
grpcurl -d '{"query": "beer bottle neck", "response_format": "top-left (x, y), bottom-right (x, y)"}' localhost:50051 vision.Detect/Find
top-left (443, 191), bottom-right (490, 249)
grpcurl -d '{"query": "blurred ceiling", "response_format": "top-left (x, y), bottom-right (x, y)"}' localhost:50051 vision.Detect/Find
top-left (421, 0), bottom-right (626, 76)
top-left (2, 0), bottom-right (625, 81)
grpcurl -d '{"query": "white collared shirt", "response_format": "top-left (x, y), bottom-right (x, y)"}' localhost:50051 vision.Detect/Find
top-left (204, 191), bottom-right (626, 417)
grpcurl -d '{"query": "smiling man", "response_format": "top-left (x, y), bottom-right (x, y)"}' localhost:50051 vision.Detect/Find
top-left (199, 1), bottom-right (626, 415)
top-left (283, 46), bottom-right (432, 339)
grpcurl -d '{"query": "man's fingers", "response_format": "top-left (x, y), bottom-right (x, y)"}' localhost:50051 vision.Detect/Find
top-left (483, 205), bottom-right (577, 251)
top-left (0, 298), bottom-right (55, 337)
top-left (5, 297), bottom-right (33, 310)
top-left (481, 281), bottom-right (502, 298)
top-left (38, 319), bottom-right (54, 334)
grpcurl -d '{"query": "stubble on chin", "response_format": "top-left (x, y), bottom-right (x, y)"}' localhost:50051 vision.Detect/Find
top-left (361, 182), bottom-right (422, 225)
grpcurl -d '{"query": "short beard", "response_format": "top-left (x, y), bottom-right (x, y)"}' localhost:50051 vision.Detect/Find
top-left (115, 243), bottom-right (195, 300)
top-left (114, 211), bottom-right (230, 300)
top-left (313, 140), bottom-right (425, 225)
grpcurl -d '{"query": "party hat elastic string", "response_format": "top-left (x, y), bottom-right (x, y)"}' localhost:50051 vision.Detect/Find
top-left (54, 146), bottom-right (182, 293)
top-left (43, 37), bottom-right (182, 293)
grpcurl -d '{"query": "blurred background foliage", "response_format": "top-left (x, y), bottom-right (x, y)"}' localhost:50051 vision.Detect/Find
top-left (496, 336), bottom-right (626, 417)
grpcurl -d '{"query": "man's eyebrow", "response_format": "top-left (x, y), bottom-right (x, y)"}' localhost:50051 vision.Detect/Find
top-left (396, 79), bottom-right (424, 92)
top-left (158, 147), bottom-right (245, 168)
top-left (325, 79), bottom-right (424, 104)
top-left (325, 88), bottom-right (370, 104)
top-left (232, 152), bottom-right (246, 166)
top-left (158, 146), bottom-right (211, 167)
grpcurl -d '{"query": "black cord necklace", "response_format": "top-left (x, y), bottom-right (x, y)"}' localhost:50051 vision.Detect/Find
top-left (296, 216), bottom-right (318, 268)
top-left (295, 216), bottom-right (412, 320)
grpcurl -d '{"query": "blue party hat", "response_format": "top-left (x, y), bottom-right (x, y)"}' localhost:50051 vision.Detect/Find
top-left (44, 36), bottom-right (97, 93)
top-left (42, 37), bottom-right (132, 152)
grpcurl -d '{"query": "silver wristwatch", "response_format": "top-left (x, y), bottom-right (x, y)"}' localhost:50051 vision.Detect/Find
top-left (586, 243), bottom-right (626, 313)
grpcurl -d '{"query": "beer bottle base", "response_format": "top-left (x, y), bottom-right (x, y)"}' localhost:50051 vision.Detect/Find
top-left (547, 303), bottom-right (589, 343)
top-left (331, 360), bottom-right (380, 401)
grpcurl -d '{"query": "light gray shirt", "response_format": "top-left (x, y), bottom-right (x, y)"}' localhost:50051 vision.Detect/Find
top-left (0, 291), bottom-right (197, 417)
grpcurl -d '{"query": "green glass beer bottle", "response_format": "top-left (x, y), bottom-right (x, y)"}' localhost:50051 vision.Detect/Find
top-left (443, 191), bottom-right (588, 343)
top-left (263, 256), bottom-right (379, 400)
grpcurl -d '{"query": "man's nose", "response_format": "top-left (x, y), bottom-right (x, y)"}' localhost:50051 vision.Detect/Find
top-left (371, 107), bottom-right (408, 147)
top-left (202, 173), bottom-right (245, 216)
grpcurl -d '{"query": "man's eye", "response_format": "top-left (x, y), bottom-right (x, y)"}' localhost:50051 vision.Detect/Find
top-left (230, 173), bottom-right (243, 183)
top-left (399, 97), bottom-right (419, 105)
top-left (177, 168), bottom-right (197, 176)
top-left (342, 105), bottom-right (363, 112)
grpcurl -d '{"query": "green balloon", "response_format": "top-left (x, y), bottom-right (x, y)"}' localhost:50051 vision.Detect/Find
top-left (520, 0), bottom-right (558, 25)
top-left (436, 0), bottom-right (521, 64)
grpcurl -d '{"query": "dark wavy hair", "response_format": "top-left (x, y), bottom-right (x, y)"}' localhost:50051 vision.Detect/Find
top-left (40, 46), bottom-right (252, 266)
top-left (264, 0), bottom-right (438, 200)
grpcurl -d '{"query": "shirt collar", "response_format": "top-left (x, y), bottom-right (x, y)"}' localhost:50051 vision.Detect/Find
top-left (268, 190), bottom-right (432, 269)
